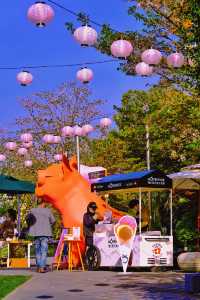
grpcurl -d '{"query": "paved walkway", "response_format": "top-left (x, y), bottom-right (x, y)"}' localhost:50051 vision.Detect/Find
top-left (1, 270), bottom-right (200, 300)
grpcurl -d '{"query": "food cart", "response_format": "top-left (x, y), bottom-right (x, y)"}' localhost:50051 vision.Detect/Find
top-left (90, 170), bottom-right (173, 269)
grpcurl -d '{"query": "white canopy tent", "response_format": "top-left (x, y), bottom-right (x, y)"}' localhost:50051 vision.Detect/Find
top-left (169, 164), bottom-right (200, 190)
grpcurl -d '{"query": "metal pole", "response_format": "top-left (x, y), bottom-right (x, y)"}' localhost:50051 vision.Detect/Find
top-left (17, 195), bottom-right (21, 237)
top-left (170, 189), bottom-right (173, 236)
top-left (139, 187), bottom-right (142, 235)
top-left (146, 122), bottom-right (152, 230)
top-left (145, 123), bottom-right (150, 171)
top-left (76, 135), bottom-right (80, 172)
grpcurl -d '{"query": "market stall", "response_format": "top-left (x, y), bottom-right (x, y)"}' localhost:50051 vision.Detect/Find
top-left (0, 174), bottom-right (35, 268)
top-left (90, 170), bottom-right (173, 269)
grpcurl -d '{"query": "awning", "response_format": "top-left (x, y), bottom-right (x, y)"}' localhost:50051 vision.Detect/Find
top-left (169, 170), bottom-right (200, 190)
top-left (91, 170), bottom-right (172, 193)
top-left (0, 175), bottom-right (35, 194)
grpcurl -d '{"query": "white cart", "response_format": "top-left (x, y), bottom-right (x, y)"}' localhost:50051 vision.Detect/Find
top-left (90, 170), bottom-right (173, 269)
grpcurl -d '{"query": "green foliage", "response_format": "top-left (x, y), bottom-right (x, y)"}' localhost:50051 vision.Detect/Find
top-left (173, 192), bottom-right (198, 251)
top-left (112, 86), bottom-right (200, 172)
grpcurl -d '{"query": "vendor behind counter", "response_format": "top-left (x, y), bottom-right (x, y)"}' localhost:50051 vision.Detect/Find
top-left (128, 199), bottom-right (149, 231)
top-left (0, 209), bottom-right (17, 240)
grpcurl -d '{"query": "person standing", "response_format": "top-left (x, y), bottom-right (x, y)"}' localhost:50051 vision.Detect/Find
top-left (83, 202), bottom-right (102, 247)
top-left (128, 199), bottom-right (149, 231)
top-left (27, 199), bottom-right (55, 273)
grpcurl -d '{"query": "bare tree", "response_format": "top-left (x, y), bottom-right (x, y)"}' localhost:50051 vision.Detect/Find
top-left (0, 81), bottom-right (106, 180)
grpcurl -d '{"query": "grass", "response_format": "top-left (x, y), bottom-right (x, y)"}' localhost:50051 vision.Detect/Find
top-left (0, 275), bottom-right (31, 299)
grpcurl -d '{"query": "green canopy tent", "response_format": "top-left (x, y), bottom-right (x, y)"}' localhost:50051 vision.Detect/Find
top-left (0, 175), bottom-right (35, 235)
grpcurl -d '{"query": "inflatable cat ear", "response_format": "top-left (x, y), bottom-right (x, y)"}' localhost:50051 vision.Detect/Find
top-left (62, 154), bottom-right (78, 176)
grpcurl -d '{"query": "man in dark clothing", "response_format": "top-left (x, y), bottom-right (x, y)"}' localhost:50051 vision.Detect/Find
top-left (83, 202), bottom-right (102, 247)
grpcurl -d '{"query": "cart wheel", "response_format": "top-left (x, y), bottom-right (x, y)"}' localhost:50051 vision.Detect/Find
top-left (85, 245), bottom-right (101, 270)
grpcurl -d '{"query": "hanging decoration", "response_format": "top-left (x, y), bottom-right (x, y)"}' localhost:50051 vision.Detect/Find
top-left (111, 40), bottom-right (133, 58)
top-left (135, 62), bottom-right (153, 76)
top-left (5, 142), bottom-right (17, 151)
top-left (76, 67), bottom-right (93, 84)
top-left (52, 135), bottom-right (61, 144)
top-left (0, 154), bottom-right (6, 162)
top-left (100, 118), bottom-right (112, 128)
top-left (141, 49), bottom-right (162, 65)
top-left (73, 126), bottom-right (84, 136)
top-left (73, 25), bottom-right (98, 46)
top-left (54, 154), bottom-right (63, 161)
top-left (17, 148), bottom-right (28, 156)
top-left (82, 124), bottom-right (94, 135)
top-left (24, 160), bottom-right (33, 167)
top-left (22, 141), bottom-right (33, 148)
top-left (43, 134), bottom-right (54, 143)
top-left (20, 133), bottom-right (33, 143)
top-left (61, 126), bottom-right (74, 137)
top-left (167, 53), bottom-right (185, 68)
top-left (17, 71), bottom-right (33, 86)
top-left (27, 1), bottom-right (55, 27)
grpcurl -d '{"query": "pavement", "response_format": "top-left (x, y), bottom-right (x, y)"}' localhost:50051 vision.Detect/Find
top-left (1, 269), bottom-right (200, 300)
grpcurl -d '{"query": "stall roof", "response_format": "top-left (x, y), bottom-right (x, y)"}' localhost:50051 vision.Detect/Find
top-left (91, 170), bottom-right (172, 193)
top-left (169, 170), bottom-right (200, 190)
top-left (0, 174), bottom-right (35, 194)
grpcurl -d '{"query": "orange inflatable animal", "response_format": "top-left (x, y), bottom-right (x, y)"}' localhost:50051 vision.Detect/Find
top-left (35, 155), bottom-right (123, 263)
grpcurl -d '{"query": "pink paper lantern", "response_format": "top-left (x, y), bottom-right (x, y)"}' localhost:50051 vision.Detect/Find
top-left (22, 141), bottom-right (33, 148)
top-left (24, 160), bottom-right (33, 167)
top-left (0, 154), bottom-right (6, 162)
top-left (43, 134), bottom-right (54, 144)
top-left (73, 25), bottom-right (98, 46)
top-left (61, 126), bottom-right (74, 137)
top-left (20, 133), bottom-right (33, 143)
top-left (135, 62), bottom-right (153, 76)
top-left (141, 49), bottom-right (162, 65)
top-left (17, 148), bottom-right (28, 156)
top-left (100, 118), bottom-right (112, 128)
top-left (17, 71), bottom-right (33, 86)
top-left (54, 154), bottom-right (63, 161)
top-left (5, 142), bottom-right (17, 151)
top-left (27, 1), bottom-right (54, 27)
top-left (73, 126), bottom-right (84, 137)
top-left (111, 40), bottom-right (133, 58)
top-left (76, 67), bottom-right (93, 84)
top-left (167, 52), bottom-right (184, 68)
top-left (52, 135), bottom-right (61, 144)
top-left (82, 124), bottom-right (94, 135)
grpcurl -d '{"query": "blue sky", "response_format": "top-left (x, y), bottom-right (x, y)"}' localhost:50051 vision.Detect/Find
top-left (0, 0), bottom-right (158, 131)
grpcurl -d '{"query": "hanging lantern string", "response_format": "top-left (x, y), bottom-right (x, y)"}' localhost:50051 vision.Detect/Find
top-left (46, 0), bottom-right (118, 32)
top-left (0, 59), bottom-right (118, 71)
